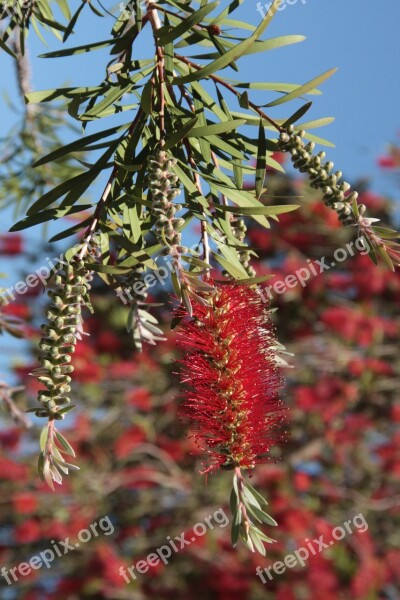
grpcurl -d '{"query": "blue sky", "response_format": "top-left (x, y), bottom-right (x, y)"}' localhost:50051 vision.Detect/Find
top-left (1, 0), bottom-right (399, 208)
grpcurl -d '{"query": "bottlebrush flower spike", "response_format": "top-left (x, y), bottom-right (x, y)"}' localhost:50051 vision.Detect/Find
top-left (177, 279), bottom-right (286, 554)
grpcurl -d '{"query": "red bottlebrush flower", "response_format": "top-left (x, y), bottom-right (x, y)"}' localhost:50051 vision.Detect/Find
top-left (14, 519), bottom-right (42, 544)
top-left (12, 492), bottom-right (38, 515)
top-left (0, 234), bottom-right (23, 255)
top-left (114, 425), bottom-right (146, 459)
top-left (378, 155), bottom-right (397, 169)
top-left (177, 279), bottom-right (285, 474)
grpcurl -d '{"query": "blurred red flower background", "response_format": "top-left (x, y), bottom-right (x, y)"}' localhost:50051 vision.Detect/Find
top-left (0, 153), bottom-right (399, 599)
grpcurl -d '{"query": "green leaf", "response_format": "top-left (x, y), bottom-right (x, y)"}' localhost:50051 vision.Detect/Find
top-left (302, 131), bottom-right (335, 147)
top-left (25, 86), bottom-right (105, 104)
top-left (170, 162), bottom-right (210, 209)
top-left (170, 267), bottom-right (182, 297)
top-left (157, 1), bottom-right (219, 44)
top-left (25, 171), bottom-right (92, 215)
top-left (10, 205), bottom-right (93, 232)
top-left (246, 503), bottom-right (278, 527)
top-left (209, 135), bottom-right (246, 160)
top-left (189, 119), bottom-right (246, 138)
top-left (57, 404), bottom-right (77, 416)
top-left (31, 16), bottom-right (47, 45)
top-left (230, 486), bottom-right (238, 516)
top-left (282, 102), bottom-right (313, 128)
top-left (212, 240), bottom-right (249, 278)
top-left (88, 1), bottom-right (104, 18)
top-left (372, 226), bottom-right (399, 239)
top-left (182, 255), bottom-right (211, 270)
top-left (242, 486), bottom-right (262, 510)
top-left (38, 451), bottom-right (45, 482)
top-left (89, 263), bottom-right (132, 275)
top-left (39, 35), bottom-right (130, 58)
top-left (233, 162), bottom-right (243, 189)
top-left (211, 0), bottom-right (247, 25)
top-left (249, 530), bottom-right (266, 556)
top-left (164, 39), bottom-right (174, 82)
top-left (54, 430), bottom-right (76, 457)
top-left (33, 124), bottom-right (126, 167)
top-left (256, 119), bottom-right (266, 198)
top-left (246, 482), bottom-right (269, 507)
top-left (231, 510), bottom-right (241, 547)
top-left (267, 68), bottom-right (338, 107)
top-left (39, 426), bottom-right (49, 452)
top-left (240, 529), bottom-right (255, 552)
top-left (63, 1), bottom-right (86, 42)
top-left (140, 79), bottom-right (154, 115)
top-left (376, 245), bottom-right (395, 271)
top-left (34, 14), bottom-right (68, 34)
top-left (252, 527), bottom-right (276, 544)
top-left (0, 37), bottom-right (17, 58)
top-left (215, 204), bottom-right (300, 217)
top-left (181, 286), bottom-right (193, 316)
top-left (207, 17), bottom-right (255, 31)
top-left (197, 35), bottom-right (305, 59)
top-left (211, 186), bottom-right (274, 226)
top-left (253, 0), bottom-right (281, 38)
top-left (295, 117), bottom-right (335, 130)
top-left (233, 473), bottom-right (239, 497)
top-left (56, 0), bottom-right (71, 20)
top-left (123, 203), bottom-right (142, 244)
top-left (234, 82), bottom-right (322, 95)
top-left (174, 35), bottom-right (256, 84)
top-left (48, 217), bottom-right (92, 243)
top-left (239, 91), bottom-right (249, 109)
top-left (190, 81), bottom-right (230, 123)
top-left (29, 140), bottom-right (118, 215)
top-left (164, 117), bottom-right (198, 150)
top-left (82, 84), bottom-right (132, 119)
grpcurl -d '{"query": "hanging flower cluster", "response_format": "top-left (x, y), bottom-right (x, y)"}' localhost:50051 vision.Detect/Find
top-left (278, 125), bottom-right (358, 226)
top-left (147, 150), bottom-right (185, 254)
top-left (27, 256), bottom-right (93, 488)
top-left (32, 259), bottom-right (92, 420)
top-left (177, 279), bottom-right (286, 552)
top-left (278, 126), bottom-right (400, 269)
top-left (178, 280), bottom-right (285, 473)
top-left (230, 216), bottom-right (256, 278)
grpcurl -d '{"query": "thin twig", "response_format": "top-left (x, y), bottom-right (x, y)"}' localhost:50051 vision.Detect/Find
top-left (0, 382), bottom-right (30, 428)
top-left (183, 141), bottom-right (210, 264)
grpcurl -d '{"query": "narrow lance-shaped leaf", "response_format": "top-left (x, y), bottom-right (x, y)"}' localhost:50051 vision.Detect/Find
top-left (157, 1), bottom-right (219, 44)
top-left (267, 68), bottom-right (338, 107)
top-left (256, 119), bottom-right (266, 198)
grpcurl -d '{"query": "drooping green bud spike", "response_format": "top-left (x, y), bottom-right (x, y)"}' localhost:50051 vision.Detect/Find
top-left (229, 216), bottom-right (256, 278)
top-left (147, 150), bottom-right (183, 256)
top-left (32, 259), bottom-right (92, 421)
top-left (277, 128), bottom-right (358, 227)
